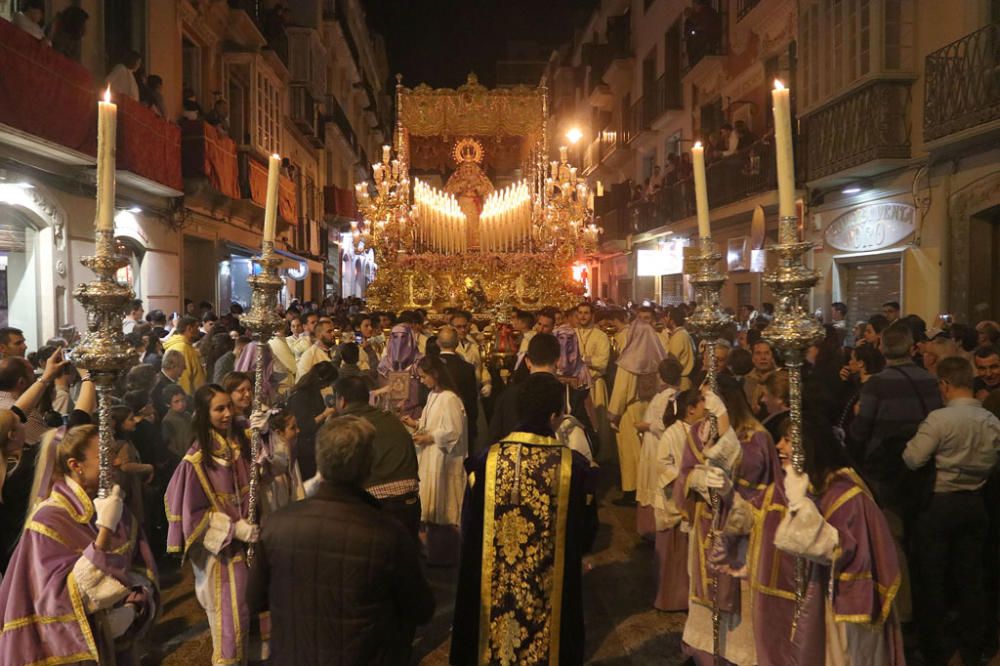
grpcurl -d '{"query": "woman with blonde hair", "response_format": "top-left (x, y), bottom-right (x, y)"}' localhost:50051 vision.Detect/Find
top-left (0, 424), bottom-right (158, 665)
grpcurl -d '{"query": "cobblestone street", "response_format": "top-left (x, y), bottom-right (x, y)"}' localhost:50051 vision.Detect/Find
top-left (146, 474), bottom-right (690, 665)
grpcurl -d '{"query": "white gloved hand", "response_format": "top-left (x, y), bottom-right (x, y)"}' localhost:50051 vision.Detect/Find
top-left (703, 429), bottom-right (740, 474)
top-left (106, 604), bottom-right (136, 638)
top-left (687, 466), bottom-right (712, 502)
top-left (704, 465), bottom-right (733, 497)
top-left (480, 383), bottom-right (492, 398)
top-left (783, 466), bottom-right (810, 512)
top-left (249, 408), bottom-right (270, 434)
top-left (94, 485), bottom-right (124, 532)
top-left (233, 519), bottom-right (260, 544)
top-left (303, 474), bottom-right (322, 497)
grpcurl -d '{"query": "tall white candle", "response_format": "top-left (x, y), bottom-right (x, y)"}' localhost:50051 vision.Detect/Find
top-left (772, 80), bottom-right (796, 219)
top-left (262, 153), bottom-right (281, 243)
top-left (692, 142), bottom-right (711, 239)
top-left (96, 87), bottom-right (117, 232)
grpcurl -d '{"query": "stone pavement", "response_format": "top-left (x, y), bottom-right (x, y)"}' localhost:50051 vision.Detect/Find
top-left (146, 475), bottom-right (691, 665)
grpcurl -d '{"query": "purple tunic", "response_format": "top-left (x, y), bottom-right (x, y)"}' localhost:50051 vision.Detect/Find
top-left (165, 435), bottom-right (254, 665)
top-left (377, 324), bottom-right (423, 417)
top-left (0, 480), bottom-right (158, 666)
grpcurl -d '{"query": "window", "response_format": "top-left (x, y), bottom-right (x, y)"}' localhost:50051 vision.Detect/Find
top-left (183, 37), bottom-right (202, 102)
top-left (254, 71), bottom-right (282, 155)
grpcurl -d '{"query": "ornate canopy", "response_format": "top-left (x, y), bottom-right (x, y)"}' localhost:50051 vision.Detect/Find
top-left (399, 73), bottom-right (545, 142)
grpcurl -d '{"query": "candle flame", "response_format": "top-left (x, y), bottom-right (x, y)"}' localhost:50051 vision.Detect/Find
top-left (102, 86), bottom-right (111, 103)
top-left (774, 79), bottom-right (785, 90)
top-left (271, 153), bottom-right (281, 160)
top-left (694, 141), bottom-right (703, 149)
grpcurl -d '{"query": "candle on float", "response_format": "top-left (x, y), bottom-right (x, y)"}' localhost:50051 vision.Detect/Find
top-left (559, 146), bottom-right (568, 162)
top-left (262, 152), bottom-right (281, 243)
top-left (772, 80), bottom-right (796, 219)
top-left (96, 87), bottom-right (117, 232)
top-left (551, 161), bottom-right (559, 179)
top-left (570, 167), bottom-right (578, 185)
top-left (382, 144), bottom-right (391, 163)
top-left (597, 180), bottom-right (604, 197)
top-left (691, 141), bottom-right (711, 239)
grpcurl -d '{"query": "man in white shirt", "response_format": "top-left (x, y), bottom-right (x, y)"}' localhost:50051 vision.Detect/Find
top-left (105, 50), bottom-right (142, 101)
top-left (297, 320), bottom-right (336, 378)
top-left (290, 312), bottom-right (318, 358)
top-left (451, 311), bottom-right (491, 399)
top-left (13, 1), bottom-right (45, 40)
top-left (123, 299), bottom-right (144, 334)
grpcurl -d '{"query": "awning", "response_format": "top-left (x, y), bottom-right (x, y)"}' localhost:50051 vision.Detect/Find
top-left (224, 242), bottom-right (303, 273)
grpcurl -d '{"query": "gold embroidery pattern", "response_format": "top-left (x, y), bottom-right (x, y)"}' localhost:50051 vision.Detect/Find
top-left (480, 440), bottom-right (571, 664)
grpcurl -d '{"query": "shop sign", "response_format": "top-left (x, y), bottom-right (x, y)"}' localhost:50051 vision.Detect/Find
top-left (824, 203), bottom-right (914, 252)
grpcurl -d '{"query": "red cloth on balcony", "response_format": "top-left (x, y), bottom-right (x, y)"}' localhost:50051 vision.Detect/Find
top-left (0, 18), bottom-right (182, 192)
top-left (0, 18), bottom-right (96, 155)
top-left (324, 185), bottom-right (356, 219)
top-left (247, 156), bottom-right (298, 225)
top-left (118, 95), bottom-right (182, 192)
top-left (181, 120), bottom-right (240, 199)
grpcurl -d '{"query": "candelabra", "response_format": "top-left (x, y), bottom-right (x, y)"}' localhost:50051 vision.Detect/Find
top-left (538, 150), bottom-right (601, 258)
top-left (762, 215), bottom-right (824, 629)
top-left (239, 240), bottom-right (284, 564)
top-left (356, 145), bottom-right (412, 264)
top-left (72, 228), bottom-right (138, 498)
top-left (684, 235), bottom-right (731, 663)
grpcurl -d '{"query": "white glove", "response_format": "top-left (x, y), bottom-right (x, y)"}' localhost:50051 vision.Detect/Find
top-left (783, 467), bottom-right (810, 512)
top-left (233, 519), bottom-right (260, 544)
top-left (106, 604), bottom-right (136, 638)
top-left (303, 474), bottom-right (322, 497)
top-left (703, 429), bottom-right (740, 474)
top-left (703, 466), bottom-right (733, 497)
top-left (687, 466), bottom-right (712, 502)
top-left (480, 383), bottom-right (492, 398)
top-left (249, 408), bottom-right (270, 434)
top-left (94, 485), bottom-right (124, 532)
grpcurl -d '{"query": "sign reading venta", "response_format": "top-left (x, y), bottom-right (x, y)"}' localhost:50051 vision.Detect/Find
top-left (824, 203), bottom-right (915, 252)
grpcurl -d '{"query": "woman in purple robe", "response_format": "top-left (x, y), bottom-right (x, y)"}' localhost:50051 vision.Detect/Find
top-left (771, 413), bottom-right (905, 665)
top-left (0, 424), bottom-right (158, 666)
top-left (164, 384), bottom-right (262, 665)
top-left (377, 324), bottom-right (423, 417)
top-left (674, 377), bottom-right (779, 665)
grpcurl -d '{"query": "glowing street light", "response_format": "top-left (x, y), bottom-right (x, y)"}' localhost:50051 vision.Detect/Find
top-left (565, 127), bottom-right (583, 145)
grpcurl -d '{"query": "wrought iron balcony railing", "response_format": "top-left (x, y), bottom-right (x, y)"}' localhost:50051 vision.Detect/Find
top-left (653, 72), bottom-right (683, 120)
top-left (924, 22), bottom-right (1000, 142)
top-left (802, 79), bottom-right (911, 181)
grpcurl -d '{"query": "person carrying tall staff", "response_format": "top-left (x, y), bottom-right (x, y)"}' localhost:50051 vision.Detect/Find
top-left (576, 302), bottom-right (613, 460)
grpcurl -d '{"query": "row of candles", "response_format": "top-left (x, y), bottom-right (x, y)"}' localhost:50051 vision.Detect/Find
top-left (413, 180), bottom-right (466, 254)
top-left (690, 80), bottom-right (795, 239)
top-left (480, 181), bottom-right (532, 253)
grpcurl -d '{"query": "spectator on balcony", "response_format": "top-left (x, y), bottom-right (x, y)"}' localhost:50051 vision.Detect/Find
top-left (647, 166), bottom-right (664, 199)
top-left (141, 74), bottom-right (166, 118)
top-left (720, 122), bottom-right (739, 157)
top-left (678, 152), bottom-right (694, 180)
top-left (205, 99), bottom-right (231, 138)
top-left (106, 50), bottom-right (142, 101)
top-left (735, 120), bottom-right (757, 150)
top-left (181, 88), bottom-right (203, 121)
top-left (47, 5), bottom-right (87, 62)
top-left (664, 153), bottom-right (680, 185)
top-left (13, 0), bottom-right (45, 41)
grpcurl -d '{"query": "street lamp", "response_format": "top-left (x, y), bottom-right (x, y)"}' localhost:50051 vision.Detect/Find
top-left (565, 127), bottom-right (583, 145)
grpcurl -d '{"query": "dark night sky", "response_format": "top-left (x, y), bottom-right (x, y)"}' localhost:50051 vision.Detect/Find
top-left (364, 0), bottom-right (596, 89)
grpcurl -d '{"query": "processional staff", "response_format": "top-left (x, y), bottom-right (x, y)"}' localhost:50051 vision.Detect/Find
top-left (239, 153), bottom-right (286, 565)
top-left (73, 88), bottom-right (139, 499)
top-left (762, 79), bottom-right (824, 631)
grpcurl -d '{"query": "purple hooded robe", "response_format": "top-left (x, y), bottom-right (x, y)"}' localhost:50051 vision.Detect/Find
top-left (377, 324), bottom-right (423, 417)
top-left (554, 324), bottom-right (592, 388)
top-left (165, 432), bottom-right (256, 665)
top-left (0, 479), bottom-right (158, 666)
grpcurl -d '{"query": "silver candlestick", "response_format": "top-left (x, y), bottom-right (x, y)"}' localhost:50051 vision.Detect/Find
top-left (762, 215), bottom-right (824, 630)
top-left (72, 229), bottom-right (139, 498)
top-left (239, 240), bottom-right (284, 564)
top-left (685, 235), bottom-right (731, 665)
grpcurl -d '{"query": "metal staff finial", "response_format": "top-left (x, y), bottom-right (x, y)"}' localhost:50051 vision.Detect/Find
top-left (686, 234), bottom-right (731, 664)
top-left (73, 228), bottom-right (138, 498)
top-left (239, 239), bottom-right (284, 564)
top-left (762, 214), bottom-right (824, 630)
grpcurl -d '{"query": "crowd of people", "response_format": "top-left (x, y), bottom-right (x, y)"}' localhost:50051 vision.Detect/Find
top-left (0, 292), bottom-right (996, 665)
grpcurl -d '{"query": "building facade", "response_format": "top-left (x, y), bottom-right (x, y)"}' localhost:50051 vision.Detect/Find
top-left (547, 0), bottom-right (1000, 329)
top-left (0, 0), bottom-right (387, 348)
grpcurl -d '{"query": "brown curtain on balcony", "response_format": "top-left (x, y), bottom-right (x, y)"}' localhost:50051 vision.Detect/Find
top-left (408, 135), bottom-right (529, 174)
top-left (246, 158), bottom-right (299, 225)
top-left (181, 120), bottom-right (240, 199)
top-left (118, 95), bottom-right (182, 191)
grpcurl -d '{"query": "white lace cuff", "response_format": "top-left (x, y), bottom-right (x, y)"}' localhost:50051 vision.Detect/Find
top-left (774, 499), bottom-right (840, 563)
top-left (72, 556), bottom-right (129, 612)
top-left (202, 511), bottom-right (233, 555)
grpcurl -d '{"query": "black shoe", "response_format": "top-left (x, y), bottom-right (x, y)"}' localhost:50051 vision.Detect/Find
top-left (612, 491), bottom-right (636, 506)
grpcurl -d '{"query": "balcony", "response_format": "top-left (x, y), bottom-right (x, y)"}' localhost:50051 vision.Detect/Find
top-left (323, 94), bottom-right (358, 154)
top-left (291, 84), bottom-right (323, 147)
top-left (736, 0), bottom-right (762, 21)
top-left (323, 184), bottom-right (357, 220)
top-left (626, 95), bottom-right (660, 146)
top-left (682, 8), bottom-right (726, 78)
top-left (181, 120), bottom-right (240, 199)
top-left (650, 72), bottom-right (683, 129)
top-left (924, 23), bottom-right (1000, 147)
top-left (238, 148), bottom-right (298, 224)
top-left (601, 13), bottom-right (633, 86)
top-left (0, 18), bottom-right (182, 195)
top-left (802, 79), bottom-right (912, 184)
